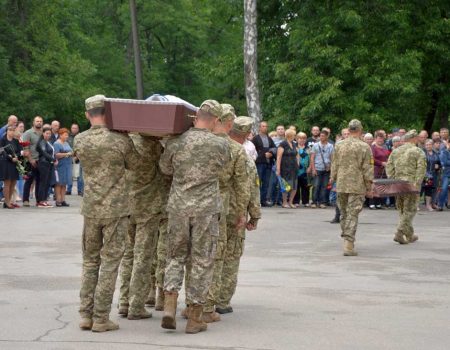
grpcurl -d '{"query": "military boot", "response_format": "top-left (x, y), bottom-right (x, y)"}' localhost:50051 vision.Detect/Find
top-left (155, 287), bottom-right (165, 311)
top-left (408, 234), bottom-right (419, 243)
top-left (185, 304), bottom-right (207, 334)
top-left (79, 317), bottom-right (93, 330)
top-left (215, 306), bottom-right (233, 314)
top-left (91, 320), bottom-right (119, 332)
top-left (202, 311), bottom-right (221, 323)
top-left (127, 309), bottom-right (152, 320)
top-left (393, 233), bottom-right (409, 244)
top-left (161, 291), bottom-right (178, 330)
top-left (145, 287), bottom-right (156, 307)
top-left (118, 303), bottom-right (129, 317)
top-left (181, 306), bottom-right (190, 319)
top-left (343, 240), bottom-right (358, 256)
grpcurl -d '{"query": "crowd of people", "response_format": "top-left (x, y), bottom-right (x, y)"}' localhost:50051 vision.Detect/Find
top-left (0, 115), bottom-right (84, 208)
top-left (250, 122), bottom-right (450, 216)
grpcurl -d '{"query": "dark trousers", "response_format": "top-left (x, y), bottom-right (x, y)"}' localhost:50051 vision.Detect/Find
top-left (37, 162), bottom-right (53, 203)
top-left (23, 165), bottom-right (40, 203)
top-left (294, 174), bottom-right (309, 205)
top-left (312, 171), bottom-right (330, 205)
top-left (256, 163), bottom-right (272, 204)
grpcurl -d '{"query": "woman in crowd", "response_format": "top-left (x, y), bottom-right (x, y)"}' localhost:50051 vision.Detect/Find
top-left (364, 133), bottom-right (374, 146)
top-left (0, 126), bottom-right (22, 208)
top-left (36, 127), bottom-right (56, 208)
top-left (276, 129), bottom-right (299, 208)
top-left (369, 131), bottom-right (390, 209)
top-left (422, 139), bottom-right (440, 211)
top-left (13, 123), bottom-right (25, 203)
top-left (437, 140), bottom-right (450, 211)
top-left (295, 132), bottom-right (310, 207)
top-left (53, 128), bottom-right (73, 207)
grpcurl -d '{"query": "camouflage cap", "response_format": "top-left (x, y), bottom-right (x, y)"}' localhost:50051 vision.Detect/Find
top-left (348, 119), bottom-right (363, 131)
top-left (403, 129), bottom-right (418, 140)
top-left (199, 99), bottom-right (222, 118)
top-left (219, 104), bottom-right (236, 122)
top-left (85, 94), bottom-right (106, 111)
top-left (232, 116), bottom-right (254, 134)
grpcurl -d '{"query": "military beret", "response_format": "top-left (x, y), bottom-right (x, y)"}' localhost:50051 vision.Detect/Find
top-left (403, 129), bottom-right (418, 140)
top-left (219, 104), bottom-right (236, 122)
top-left (348, 119), bottom-right (363, 131)
top-left (199, 99), bottom-right (222, 118)
top-left (85, 94), bottom-right (106, 111)
top-left (232, 116), bottom-right (254, 134)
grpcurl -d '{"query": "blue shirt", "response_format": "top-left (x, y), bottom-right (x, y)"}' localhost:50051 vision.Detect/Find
top-left (311, 141), bottom-right (334, 171)
top-left (0, 124), bottom-right (7, 140)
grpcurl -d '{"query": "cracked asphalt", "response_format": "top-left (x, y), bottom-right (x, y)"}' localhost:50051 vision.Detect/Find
top-left (0, 196), bottom-right (449, 350)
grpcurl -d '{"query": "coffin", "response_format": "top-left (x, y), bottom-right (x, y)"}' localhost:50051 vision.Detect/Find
top-left (372, 179), bottom-right (419, 197)
top-left (104, 98), bottom-right (197, 136)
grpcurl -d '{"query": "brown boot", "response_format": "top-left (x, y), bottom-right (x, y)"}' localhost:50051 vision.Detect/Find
top-left (394, 233), bottom-right (409, 244)
top-left (181, 306), bottom-right (190, 319)
top-left (155, 287), bottom-right (165, 311)
top-left (118, 303), bottom-right (129, 317)
top-left (185, 304), bottom-right (207, 334)
top-left (202, 311), bottom-right (221, 323)
top-left (127, 309), bottom-right (152, 320)
top-left (91, 320), bottom-right (119, 332)
top-left (79, 317), bottom-right (93, 330)
top-left (145, 287), bottom-right (156, 307)
top-left (408, 234), bottom-right (419, 243)
top-left (343, 240), bottom-right (358, 256)
top-left (161, 291), bottom-right (178, 330)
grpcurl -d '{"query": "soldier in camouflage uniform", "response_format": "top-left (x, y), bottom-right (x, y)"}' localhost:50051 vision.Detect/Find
top-left (330, 119), bottom-right (374, 256)
top-left (216, 116), bottom-right (261, 314)
top-left (200, 104), bottom-right (249, 323)
top-left (386, 130), bottom-right (426, 244)
top-left (118, 134), bottom-right (163, 320)
top-left (159, 100), bottom-right (230, 334)
top-left (74, 95), bottom-right (139, 332)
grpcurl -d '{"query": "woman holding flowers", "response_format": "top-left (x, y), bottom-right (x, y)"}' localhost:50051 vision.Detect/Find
top-left (0, 126), bottom-right (22, 208)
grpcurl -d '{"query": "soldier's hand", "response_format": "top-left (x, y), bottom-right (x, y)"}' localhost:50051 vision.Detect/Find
top-left (247, 218), bottom-right (258, 231)
top-left (236, 215), bottom-right (247, 229)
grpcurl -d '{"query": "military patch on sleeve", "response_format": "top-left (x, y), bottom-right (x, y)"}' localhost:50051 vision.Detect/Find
top-left (256, 178), bottom-right (260, 186)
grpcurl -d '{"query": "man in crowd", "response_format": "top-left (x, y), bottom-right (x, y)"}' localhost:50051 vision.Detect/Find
top-left (67, 123), bottom-right (84, 195)
top-left (418, 130), bottom-right (428, 150)
top-left (217, 116), bottom-right (261, 314)
top-left (310, 129), bottom-right (334, 208)
top-left (386, 130), bottom-right (426, 244)
top-left (75, 94), bottom-right (139, 332)
top-left (272, 125), bottom-right (285, 147)
top-left (202, 104), bottom-right (248, 323)
top-left (118, 134), bottom-right (163, 320)
top-left (252, 121), bottom-right (276, 206)
top-left (307, 125), bottom-right (320, 149)
top-left (440, 128), bottom-right (449, 150)
top-left (50, 120), bottom-right (60, 144)
top-left (331, 119), bottom-right (373, 256)
top-left (159, 100), bottom-right (230, 334)
top-left (22, 116), bottom-right (43, 207)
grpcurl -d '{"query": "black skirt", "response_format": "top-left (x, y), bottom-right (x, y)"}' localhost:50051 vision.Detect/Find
top-left (0, 158), bottom-right (19, 181)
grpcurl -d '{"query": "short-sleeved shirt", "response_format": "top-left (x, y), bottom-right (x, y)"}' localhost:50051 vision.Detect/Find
top-left (22, 128), bottom-right (42, 160)
top-left (311, 142), bottom-right (334, 171)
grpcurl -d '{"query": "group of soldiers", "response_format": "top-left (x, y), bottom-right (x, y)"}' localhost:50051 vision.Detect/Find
top-left (74, 95), bottom-right (261, 334)
top-left (331, 119), bottom-right (426, 256)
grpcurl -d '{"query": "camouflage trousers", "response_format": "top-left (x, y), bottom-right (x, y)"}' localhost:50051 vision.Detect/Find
top-left (118, 214), bottom-right (160, 314)
top-left (155, 217), bottom-right (168, 289)
top-left (217, 220), bottom-right (245, 308)
top-left (79, 216), bottom-right (128, 323)
top-left (337, 193), bottom-right (365, 243)
top-left (164, 213), bottom-right (219, 305)
top-left (203, 210), bottom-right (228, 312)
top-left (395, 194), bottom-right (419, 238)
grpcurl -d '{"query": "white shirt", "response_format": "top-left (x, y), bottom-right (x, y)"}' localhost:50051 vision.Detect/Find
top-left (244, 140), bottom-right (257, 161)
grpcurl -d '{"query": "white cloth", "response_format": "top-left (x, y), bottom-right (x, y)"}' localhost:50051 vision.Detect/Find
top-left (244, 140), bottom-right (257, 161)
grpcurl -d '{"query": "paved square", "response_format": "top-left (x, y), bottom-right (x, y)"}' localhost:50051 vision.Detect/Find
top-left (0, 197), bottom-right (449, 350)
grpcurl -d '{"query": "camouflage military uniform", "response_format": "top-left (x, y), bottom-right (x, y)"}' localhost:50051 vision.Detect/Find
top-left (203, 134), bottom-right (248, 313)
top-left (118, 135), bottom-right (163, 316)
top-left (386, 142), bottom-right (426, 240)
top-left (74, 125), bottom-right (138, 324)
top-left (159, 127), bottom-right (230, 305)
top-left (330, 136), bottom-right (374, 243)
top-left (217, 152), bottom-right (261, 309)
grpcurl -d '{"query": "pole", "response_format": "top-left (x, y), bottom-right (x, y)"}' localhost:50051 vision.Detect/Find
top-left (129, 0), bottom-right (144, 99)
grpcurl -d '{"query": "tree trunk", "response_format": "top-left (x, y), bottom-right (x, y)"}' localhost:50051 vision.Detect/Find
top-left (129, 0), bottom-right (144, 99)
top-left (423, 91), bottom-right (438, 134)
top-left (438, 107), bottom-right (449, 130)
top-left (244, 0), bottom-right (262, 126)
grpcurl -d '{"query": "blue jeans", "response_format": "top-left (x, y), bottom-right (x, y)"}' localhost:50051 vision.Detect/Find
top-left (67, 164), bottom-right (84, 194)
top-left (312, 171), bottom-right (330, 205)
top-left (256, 163), bottom-right (272, 204)
top-left (438, 174), bottom-right (449, 208)
top-left (16, 176), bottom-right (24, 199)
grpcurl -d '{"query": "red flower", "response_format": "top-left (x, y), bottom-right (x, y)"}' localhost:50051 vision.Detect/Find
top-left (20, 141), bottom-right (31, 147)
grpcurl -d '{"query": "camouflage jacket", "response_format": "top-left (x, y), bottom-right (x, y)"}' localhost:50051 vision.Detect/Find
top-left (216, 133), bottom-right (248, 217)
top-left (74, 125), bottom-right (139, 218)
top-left (129, 134), bottom-right (164, 219)
top-left (159, 127), bottom-right (230, 216)
top-left (331, 136), bottom-right (374, 194)
top-left (386, 143), bottom-right (426, 188)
